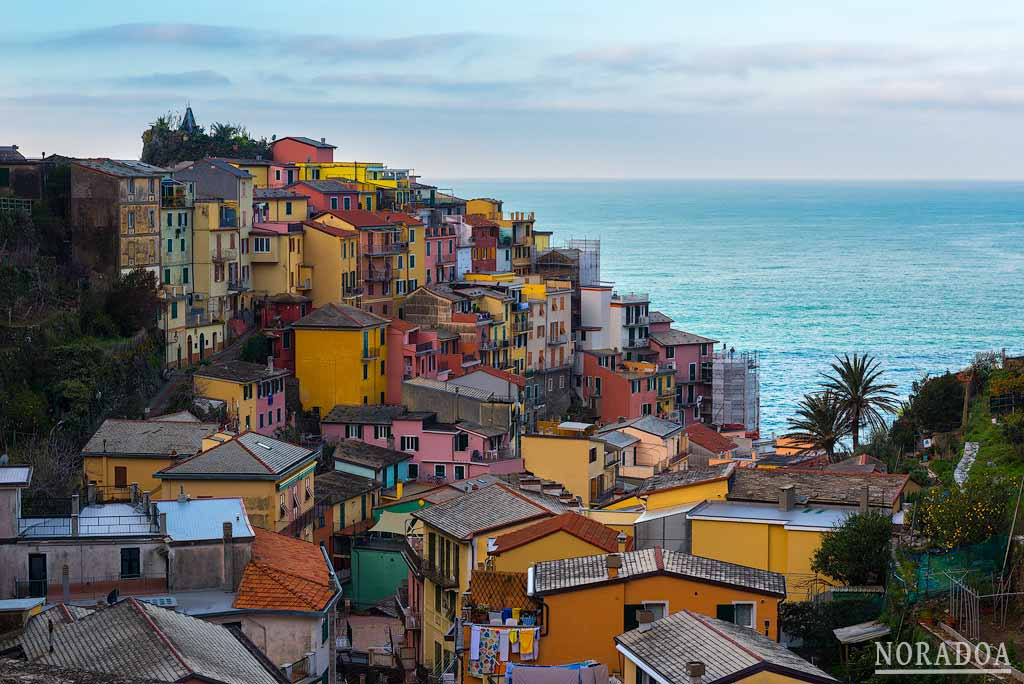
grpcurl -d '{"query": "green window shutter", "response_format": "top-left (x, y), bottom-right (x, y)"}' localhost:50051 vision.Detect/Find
top-left (0, 168), bottom-right (10, 187)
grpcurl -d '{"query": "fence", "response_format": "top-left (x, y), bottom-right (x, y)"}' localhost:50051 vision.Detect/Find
top-left (15, 573), bottom-right (168, 601)
top-left (906, 535), bottom-right (1008, 600)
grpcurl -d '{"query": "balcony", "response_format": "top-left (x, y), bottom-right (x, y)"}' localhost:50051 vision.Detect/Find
top-left (546, 333), bottom-right (569, 346)
top-left (438, 250), bottom-right (457, 264)
top-left (342, 287), bottom-right (364, 299)
top-left (624, 316), bottom-right (649, 327)
top-left (415, 341), bottom-right (435, 355)
top-left (470, 447), bottom-right (514, 462)
top-left (186, 309), bottom-right (211, 327)
top-left (212, 248), bottom-right (238, 262)
top-left (364, 241), bottom-right (408, 256)
top-left (623, 337), bottom-right (648, 349)
top-left (361, 347), bottom-right (381, 361)
top-left (363, 268), bottom-right (392, 283)
top-left (283, 653), bottom-right (314, 683)
top-left (228, 279), bottom-right (248, 292)
top-left (479, 338), bottom-right (509, 351)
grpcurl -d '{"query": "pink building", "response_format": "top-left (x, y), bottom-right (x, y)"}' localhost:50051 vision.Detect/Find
top-left (647, 310), bottom-right (717, 426)
top-left (285, 180), bottom-right (360, 216)
top-left (271, 136), bottom-right (336, 164)
top-left (319, 405), bottom-right (521, 483)
top-left (260, 293), bottom-right (312, 371)
top-left (581, 349), bottom-right (675, 425)
top-left (425, 221), bottom-right (458, 285)
top-left (386, 319), bottom-right (446, 404)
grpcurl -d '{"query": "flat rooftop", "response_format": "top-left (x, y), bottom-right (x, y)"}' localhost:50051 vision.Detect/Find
top-left (688, 500), bottom-right (856, 531)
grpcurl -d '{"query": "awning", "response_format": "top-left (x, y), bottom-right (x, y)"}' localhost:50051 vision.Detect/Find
top-left (833, 621), bottom-right (891, 644)
top-left (369, 511), bottom-right (415, 535)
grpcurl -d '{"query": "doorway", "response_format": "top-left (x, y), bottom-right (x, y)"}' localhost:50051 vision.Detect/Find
top-left (28, 554), bottom-right (46, 598)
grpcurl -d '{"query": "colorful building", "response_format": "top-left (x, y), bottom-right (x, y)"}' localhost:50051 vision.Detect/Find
top-left (193, 359), bottom-right (291, 435)
top-left (486, 512), bottom-right (631, 572)
top-left (253, 187), bottom-right (308, 222)
top-left (155, 432), bottom-right (319, 539)
top-left (250, 221), bottom-right (309, 301)
top-left (312, 470), bottom-right (381, 572)
top-left (291, 302), bottom-right (390, 413)
top-left (301, 216), bottom-right (360, 308)
top-left (648, 311), bottom-right (717, 426)
top-left (81, 417), bottom-right (218, 496)
top-left (271, 136), bottom-right (337, 165)
top-left (285, 180), bottom-right (360, 216)
top-left (465, 214), bottom-right (499, 273)
top-left (330, 439), bottom-right (412, 491)
top-left (157, 177), bottom-right (194, 368)
top-left (581, 350), bottom-right (677, 424)
top-left (521, 429), bottom-right (619, 507)
top-left (595, 415), bottom-right (687, 479)
top-left (521, 548), bottom-right (787, 674)
top-left (385, 318), bottom-right (444, 403)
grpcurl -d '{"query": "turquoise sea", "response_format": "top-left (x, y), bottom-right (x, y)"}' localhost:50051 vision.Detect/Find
top-left (441, 180), bottom-right (1024, 434)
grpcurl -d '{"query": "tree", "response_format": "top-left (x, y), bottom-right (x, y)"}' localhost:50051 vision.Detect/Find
top-left (902, 373), bottom-right (964, 434)
top-left (105, 268), bottom-right (159, 336)
top-left (918, 473), bottom-right (1011, 549)
top-left (141, 110), bottom-right (272, 166)
top-left (822, 353), bottom-right (899, 453)
top-left (784, 391), bottom-right (849, 461)
top-left (239, 334), bottom-right (272, 363)
top-left (812, 511), bottom-right (893, 586)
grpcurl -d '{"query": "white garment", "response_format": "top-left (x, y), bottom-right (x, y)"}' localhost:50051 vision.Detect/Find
top-left (499, 630), bottom-right (510, 661)
top-left (470, 625), bottom-right (482, 660)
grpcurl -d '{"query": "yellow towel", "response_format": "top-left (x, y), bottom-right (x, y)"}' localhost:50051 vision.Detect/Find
top-left (512, 608), bottom-right (521, 623)
top-left (509, 629), bottom-right (519, 643)
top-left (520, 628), bottom-right (535, 655)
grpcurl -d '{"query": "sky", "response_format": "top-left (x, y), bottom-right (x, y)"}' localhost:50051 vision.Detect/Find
top-left (5, 1), bottom-right (1024, 179)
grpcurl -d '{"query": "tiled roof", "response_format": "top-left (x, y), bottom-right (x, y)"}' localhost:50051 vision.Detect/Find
top-left (156, 432), bottom-right (315, 479)
top-left (276, 135), bottom-right (337, 149)
top-left (638, 464), bottom-right (735, 495)
top-left (194, 360), bottom-right (290, 384)
top-left (74, 158), bottom-right (166, 178)
top-left (267, 292), bottom-right (312, 304)
top-left (3, 603), bottom-right (94, 659)
top-left (420, 284), bottom-right (468, 302)
top-left (648, 311), bottom-right (673, 324)
top-left (291, 301), bottom-right (388, 329)
top-left (333, 439), bottom-right (412, 469)
top-left (649, 328), bottom-right (718, 347)
top-left (467, 570), bottom-right (540, 611)
top-left (464, 214), bottom-right (498, 228)
top-left (729, 469), bottom-right (908, 508)
top-left (32, 598), bottom-right (282, 684)
top-left (615, 610), bottom-right (835, 684)
top-left (254, 187), bottom-right (308, 199)
top-left (532, 547), bottom-right (785, 597)
top-left (288, 179), bottom-right (358, 193)
top-left (412, 483), bottom-right (556, 540)
top-left (198, 157), bottom-right (252, 178)
top-left (234, 528), bottom-right (336, 612)
top-left (492, 512), bottom-right (628, 555)
top-left (303, 218), bottom-right (358, 238)
top-left (321, 404), bottom-right (407, 425)
top-left (595, 430), bottom-right (640, 450)
top-left (0, 145), bottom-right (27, 162)
top-left (314, 470), bottom-right (381, 504)
top-left (82, 419), bottom-right (219, 458)
top-left (151, 410), bottom-right (201, 422)
top-left (316, 208), bottom-right (393, 228)
top-left (464, 366), bottom-right (526, 388)
top-left (378, 211), bottom-right (424, 226)
top-left (403, 376), bottom-right (505, 402)
top-left (825, 454), bottom-right (888, 473)
top-left (388, 317), bottom-right (420, 333)
top-left (684, 423), bottom-right (738, 454)
top-left (601, 415), bottom-right (684, 439)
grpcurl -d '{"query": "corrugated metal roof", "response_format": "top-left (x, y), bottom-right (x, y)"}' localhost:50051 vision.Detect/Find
top-left (403, 376), bottom-right (500, 402)
top-left (0, 466), bottom-right (32, 486)
top-left (156, 498), bottom-right (255, 542)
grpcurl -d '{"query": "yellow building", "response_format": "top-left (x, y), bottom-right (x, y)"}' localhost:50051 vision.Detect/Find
top-left (378, 212), bottom-right (425, 304)
top-left (193, 359), bottom-right (291, 434)
top-left (295, 161), bottom-right (411, 210)
top-left (292, 302), bottom-right (389, 413)
top-left (521, 432), bottom-right (619, 507)
top-left (533, 229), bottom-right (552, 252)
top-left (616, 609), bottom-right (835, 684)
top-left (411, 483), bottom-right (562, 670)
top-left (301, 218), bottom-right (360, 308)
top-left (254, 188), bottom-right (308, 222)
top-left (81, 417), bottom-right (218, 497)
top-left (156, 431), bottom-right (318, 539)
top-left (486, 511), bottom-right (631, 572)
top-left (461, 548), bottom-right (787, 681)
top-left (250, 221), bottom-right (309, 298)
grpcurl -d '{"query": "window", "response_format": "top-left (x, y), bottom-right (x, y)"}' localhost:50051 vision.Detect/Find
top-left (426, 241), bottom-right (431, 256)
top-left (163, 268), bottom-right (170, 284)
top-left (454, 465), bottom-right (466, 480)
top-left (409, 254), bottom-right (416, 268)
top-left (275, 169), bottom-right (281, 181)
top-left (127, 212), bottom-right (134, 230)
top-left (245, 415), bottom-right (251, 429)
top-left (259, 413), bottom-right (264, 429)
top-left (254, 237), bottom-right (271, 253)
top-left (330, 196), bottom-right (338, 210)
top-left (401, 436), bottom-right (420, 452)
top-left (666, 346), bottom-right (675, 359)
top-left (589, 447), bottom-right (597, 464)
top-left (408, 463), bottom-right (419, 479)
top-left (434, 464), bottom-right (446, 479)
top-left (114, 466), bottom-right (128, 488)
top-left (322, 615), bottom-right (329, 645)
top-left (120, 548), bottom-right (141, 578)
top-left (343, 197), bottom-right (351, 210)
top-left (397, 255), bottom-right (404, 269)
top-left (409, 228), bottom-right (416, 243)
top-left (148, 209), bottom-right (155, 228)
top-left (166, 238), bottom-right (173, 254)
top-left (643, 601), bottom-right (668, 621)
top-left (346, 424), bottom-right (363, 439)
top-left (700, 343), bottom-right (709, 356)
top-left (642, 403), bottom-right (652, 416)
top-left (285, 201), bottom-right (293, 215)
top-left (689, 363), bottom-right (697, 382)
top-left (455, 432), bottom-right (469, 451)
top-left (374, 425), bottom-right (391, 440)
top-left (171, 301), bottom-right (178, 319)
top-left (366, 197), bottom-right (372, 211)
top-left (277, 407), bottom-right (282, 423)
top-left (182, 267), bottom-right (189, 284)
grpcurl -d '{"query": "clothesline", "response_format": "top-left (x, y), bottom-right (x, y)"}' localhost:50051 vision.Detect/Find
top-left (468, 625), bottom-right (541, 677)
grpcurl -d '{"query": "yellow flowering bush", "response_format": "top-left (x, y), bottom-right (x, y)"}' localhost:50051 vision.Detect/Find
top-left (917, 473), bottom-right (1010, 549)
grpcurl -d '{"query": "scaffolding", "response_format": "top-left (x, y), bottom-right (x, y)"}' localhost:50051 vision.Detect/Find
top-left (711, 349), bottom-right (760, 432)
top-left (563, 238), bottom-right (601, 287)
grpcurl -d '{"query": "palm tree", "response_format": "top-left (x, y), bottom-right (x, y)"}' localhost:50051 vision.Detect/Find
top-left (784, 391), bottom-right (849, 462)
top-left (822, 353), bottom-right (899, 452)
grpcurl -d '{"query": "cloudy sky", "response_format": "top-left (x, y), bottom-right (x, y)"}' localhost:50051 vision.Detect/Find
top-left (5, 1), bottom-right (1024, 179)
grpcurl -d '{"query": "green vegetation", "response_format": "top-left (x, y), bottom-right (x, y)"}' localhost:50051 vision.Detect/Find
top-left (916, 472), bottom-right (1011, 549)
top-left (812, 511), bottom-right (893, 585)
top-left (239, 334), bottom-right (272, 363)
top-left (822, 353), bottom-right (900, 452)
top-left (783, 390), bottom-right (849, 461)
top-left (141, 112), bottom-right (272, 166)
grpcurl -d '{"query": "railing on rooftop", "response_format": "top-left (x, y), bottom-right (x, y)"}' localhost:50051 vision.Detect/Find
top-left (14, 573), bottom-right (168, 601)
top-left (470, 447), bottom-right (514, 462)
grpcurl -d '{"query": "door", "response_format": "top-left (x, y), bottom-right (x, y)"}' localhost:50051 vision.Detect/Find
top-left (187, 335), bottom-right (193, 365)
top-left (199, 333), bottom-right (205, 361)
top-left (28, 554), bottom-right (46, 598)
top-left (114, 466), bottom-right (127, 488)
top-left (287, 169), bottom-right (295, 184)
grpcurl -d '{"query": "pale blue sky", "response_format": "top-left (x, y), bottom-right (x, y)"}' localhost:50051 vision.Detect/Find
top-left (5, 1), bottom-right (1024, 178)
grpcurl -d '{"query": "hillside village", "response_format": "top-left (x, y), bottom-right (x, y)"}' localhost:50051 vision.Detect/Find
top-left (1, 115), bottom-right (1023, 684)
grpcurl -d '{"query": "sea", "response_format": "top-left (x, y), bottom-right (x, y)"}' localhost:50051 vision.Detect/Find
top-left (438, 180), bottom-right (1024, 434)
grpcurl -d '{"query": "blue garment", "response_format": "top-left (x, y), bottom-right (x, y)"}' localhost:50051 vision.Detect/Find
top-left (502, 608), bottom-right (513, 622)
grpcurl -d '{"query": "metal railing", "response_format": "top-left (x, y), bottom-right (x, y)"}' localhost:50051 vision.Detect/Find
top-left (364, 241), bottom-right (408, 256)
top-left (546, 333), bottom-right (569, 346)
top-left (415, 341), bottom-right (434, 354)
top-left (283, 653), bottom-right (313, 683)
top-left (187, 309), bottom-right (212, 327)
top-left (363, 268), bottom-right (392, 282)
top-left (14, 573), bottom-right (168, 601)
top-left (470, 447), bottom-right (514, 462)
top-left (228, 279), bottom-right (248, 292)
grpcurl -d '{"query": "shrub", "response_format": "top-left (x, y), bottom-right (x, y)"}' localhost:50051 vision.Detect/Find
top-left (917, 472), bottom-right (1011, 549)
top-left (812, 511), bottom-right (893, 586)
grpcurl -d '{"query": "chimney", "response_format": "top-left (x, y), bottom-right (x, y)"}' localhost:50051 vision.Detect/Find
top-left (71, 494), bottom-right (80, 516)
top-left (636, 609), bottom-right (655, 632)
top-left (859, 486), bottom-right (870, 514)
top-left (606, 553), bottom-right (622, 578)
top-left (617, 532), bottom-right (628, 553)
top-left (222, 521), bottom-right (234, 590)
top-left (267, 355), bottom-right (274, 372)
top-left (686, 661), bottom-right (705, 684)
top-left (321, 137), bottom-right (326, 144)
top-left (177, 485), bottom-right (188, 504)
top-left (778, 484), bottom-right (795, 512)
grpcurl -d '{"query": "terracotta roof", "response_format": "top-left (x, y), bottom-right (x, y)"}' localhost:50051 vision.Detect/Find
top-left (638, 464), bottom-right (735, 495)
top-left (464, 214), bottom-right (498, 228)
top-left (728, 469), bottom-right (909, 508)
top-left (491, 512), bottom-right (629, 555)
top-left (234, 528), bottom-right (336, 612)
top-left (616, 610), bottom-right (836, 684)
top-left (684, 423), bottom-right (738, 454)
top-left (466, 570), bottom-right (540, 611)
top-left (302, 219), bottom-right (358, 238)
top-left (291, 301), bottom-right (387, 329)
top-left (388, 318), bottom-right (420, 333)
top-left (378, 211), bottom-right (424, 226)
top-left (316, 208), bottom-right (395, 228)
top-left (466, 365), bottom-right (526, 388)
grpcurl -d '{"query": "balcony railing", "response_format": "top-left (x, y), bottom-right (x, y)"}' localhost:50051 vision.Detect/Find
top-left (625, 315), bottom-right (649, 327)
top-left (470, 447), bottom-right (514, 462)
top-left (623, 337), bottom-right (648, 349)
top-left (438, 251), bottom-right (457, 264)
top-left (212, 248), bottom-right (238, 262)
top-left (283, 653), bottom-right (313, 683)
top-left (363, 268), bottom-right (392, 282)
top-left (228, 279), bottom-right (248, 292)
top-left (364, 241), bottom-right (408, 256)
top-left (415, 341), bottom-right (434, 355)
top-left (14, 573), bottom-right (167, 601)
top-left (295, 278), bottom-right (312, 290)
top-left (342, 287), bottom-right (364, 299)
top-left (546, 333), bottom-right (569, 346)
top-left (187, 309), bottom-right (211, 327)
